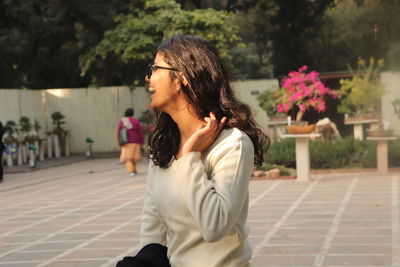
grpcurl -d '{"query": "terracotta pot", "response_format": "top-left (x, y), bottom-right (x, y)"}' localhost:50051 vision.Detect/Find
top-left (53, 127), bottom-right (64, 135)
top-left (286, 124), bottom-right (316, 134)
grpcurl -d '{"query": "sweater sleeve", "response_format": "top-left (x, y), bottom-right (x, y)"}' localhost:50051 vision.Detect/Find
top-left (176, 134), bottom-right (254, 242)
top-left (140, 164), bottom-right (167, 247)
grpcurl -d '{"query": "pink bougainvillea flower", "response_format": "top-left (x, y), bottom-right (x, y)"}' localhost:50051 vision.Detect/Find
top-left (275, 65), bottom-right (340, 120)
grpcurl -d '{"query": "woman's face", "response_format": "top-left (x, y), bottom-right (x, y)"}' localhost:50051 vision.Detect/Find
top-left (146, 52), bottom-right (184, 113)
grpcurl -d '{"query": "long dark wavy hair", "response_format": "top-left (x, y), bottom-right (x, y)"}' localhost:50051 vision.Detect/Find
top-left (148, 35), bottom-right (269, 168)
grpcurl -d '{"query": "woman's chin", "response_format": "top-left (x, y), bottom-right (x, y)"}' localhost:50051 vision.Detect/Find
top-left (149, 101), bottom-right (160, 110)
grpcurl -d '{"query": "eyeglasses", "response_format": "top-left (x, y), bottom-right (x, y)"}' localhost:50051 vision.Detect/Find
top-left (146, 64), bottom-right (179, 79)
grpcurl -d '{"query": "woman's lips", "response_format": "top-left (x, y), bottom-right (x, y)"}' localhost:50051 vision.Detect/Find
top-left (148, 86), bottom-right (156, 94)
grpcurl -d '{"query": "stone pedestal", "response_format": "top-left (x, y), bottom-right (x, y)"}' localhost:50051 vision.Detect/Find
top-left (64, 131), bottom-right (70, 156)
top-left (22, 143), bottom-right (28, 163)
top-left (344, 118), bottom-right (379, 140)
top-left (282, 134), bottom-right (321, 181)
top-left (39, 139), bottom-right (46, 161)
top-left (53, 134), bottom-right (60, 158)
top-left (6, 154), bottom-right (13, 167)
top-left (47, 133), bottom-right (53, 158)
top-left (17, 143), bottom-right (23, 166)
top-left (367, 136), bottom-right (396, 173)
top-left (268, 119), bottom-right (288, 143)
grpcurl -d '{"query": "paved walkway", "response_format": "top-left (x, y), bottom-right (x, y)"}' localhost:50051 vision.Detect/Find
top-left (0, 158), bottom-right (399, 266)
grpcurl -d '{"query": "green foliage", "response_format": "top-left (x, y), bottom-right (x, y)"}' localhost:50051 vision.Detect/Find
top-left (81, 0), bottom-right (241, 79)
top-left (310, 137), bottom-right (375, 169)
top-left (315, 0), bottom-right (400, 72)
top-left (388, 139), bottom-right (400, 167)
top-left (3, 0), bottom-right (400, 88)
top-left (19, 116), bottom-right (32, 134)
top-left (338, 57), bottom-right (384, 115)
top-left (51, 111), bottom-right (66, 128)
top-left (260, 162), bottom-right (291, 176)
top-left (33, 119), bottom-right (41, 133)
top-left (264, 137), bottom-right (400, 170)
top-left (392, 98), bottom-right (400, 116)
top-left (264, 138), bottom-right (296, 167)
top-left (265, 0), bottom-right (335, 77)
top-left (257, 89), bottom-right (280, 116)
top-left (4, 120), bottom-right (18, 138)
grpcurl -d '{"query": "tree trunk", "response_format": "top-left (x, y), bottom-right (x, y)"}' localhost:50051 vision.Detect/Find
top-left (296, 111), bottom-right (304, 122)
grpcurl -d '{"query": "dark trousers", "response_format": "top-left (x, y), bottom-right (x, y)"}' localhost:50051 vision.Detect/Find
top-left (116, 243), bottom-right (170, 267)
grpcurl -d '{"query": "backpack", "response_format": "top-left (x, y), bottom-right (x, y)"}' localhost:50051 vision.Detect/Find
top-left (119, 118), bottom-right (131, 146)
top-left (119, 127), bottom-right (128, 146)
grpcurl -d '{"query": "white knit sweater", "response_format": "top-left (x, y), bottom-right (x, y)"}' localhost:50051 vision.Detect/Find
top-left (140, 128), bottom-right (254, 267)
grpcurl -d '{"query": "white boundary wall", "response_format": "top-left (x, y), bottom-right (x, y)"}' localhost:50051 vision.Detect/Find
top-left (0, 87), bottom-right (151, 153)
top-left (1, 73), bottom-right (399, 153)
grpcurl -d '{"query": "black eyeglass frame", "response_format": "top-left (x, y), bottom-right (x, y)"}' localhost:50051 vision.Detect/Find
top-left (146, 64), bottom-right (179, 79)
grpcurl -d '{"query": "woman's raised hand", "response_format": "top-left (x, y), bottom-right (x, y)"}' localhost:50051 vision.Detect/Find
top-left (181, 112), bottom-right (227, 156)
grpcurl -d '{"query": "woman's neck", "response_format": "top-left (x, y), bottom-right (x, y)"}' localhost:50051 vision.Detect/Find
top-left (168, 106), bottom-right (204, 158)
top-left (172, 109), bottom-right (203, 141)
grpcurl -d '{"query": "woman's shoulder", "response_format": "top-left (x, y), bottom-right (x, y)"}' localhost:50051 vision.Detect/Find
top-left (211, 128), bottom-right (253, 151)
top-left (128, 117), bottom-right (140, 124)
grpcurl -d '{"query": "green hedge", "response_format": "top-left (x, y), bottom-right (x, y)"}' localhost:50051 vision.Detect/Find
top-left (264, 137), bottom-right (400, 169)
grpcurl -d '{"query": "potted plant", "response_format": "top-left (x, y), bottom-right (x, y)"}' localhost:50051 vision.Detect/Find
top-left (366, 121), bottom-right (394, 138)
top-left (392, 98), bottom-right (400, 117)
top-left (338, 57), bottom-right (384, 122)
top-left (257, 89), bottom-right (286, 121)
top-left (19, 116), bottom-right (35, 143)
top-left (51, 111), bottom-right (66, 134)
top-left (32, 119), bottom-right (41, 140)
top-left (275, 65), bottom-right (340, 133)
top-left (4, 120), bottom-right (18, 145)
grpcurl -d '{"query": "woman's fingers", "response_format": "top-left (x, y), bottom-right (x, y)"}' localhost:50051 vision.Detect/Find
top-left (219, 117), bottom-right (227, 130)
top-left (200, 113), bottom-right (227, 138)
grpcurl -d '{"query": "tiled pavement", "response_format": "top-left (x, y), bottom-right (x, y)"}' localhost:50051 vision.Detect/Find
top-left (0, 158), bottom-right (399, 267)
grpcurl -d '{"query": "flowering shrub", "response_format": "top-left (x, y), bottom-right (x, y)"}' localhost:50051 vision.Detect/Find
top-left (276, 66), bottom-right (340, 121)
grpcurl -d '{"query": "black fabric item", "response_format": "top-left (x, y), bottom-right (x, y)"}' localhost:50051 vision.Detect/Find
top-left (116, 243), bottom-right (170, 267)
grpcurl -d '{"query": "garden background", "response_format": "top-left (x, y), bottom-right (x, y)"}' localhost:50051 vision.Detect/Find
top-left (1, 0), bottom-right (400, 170)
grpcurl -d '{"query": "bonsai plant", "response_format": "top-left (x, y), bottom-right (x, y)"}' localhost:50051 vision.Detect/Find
top-left (257, 89), bottom-right (286, 120)
top-left (338, 57), bottom-right (384, 119)
top-left (51, 111), bottom-right (66, 134)
top-left (275, 65), bottom-right (340, 132)
top-left (4, 120), bottom-right (18, 145)
top-left (19, 116), bottom-right (34, 142)
top-left (33, 119), bottom-right (41, 138)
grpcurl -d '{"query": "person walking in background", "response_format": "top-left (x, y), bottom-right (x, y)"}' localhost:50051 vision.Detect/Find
top-left (0, 121), bottom-right (5, 183)
top-left (133, 35), bottom-right (269, 267)
top-left (117, 108), bottom-right (144, 176)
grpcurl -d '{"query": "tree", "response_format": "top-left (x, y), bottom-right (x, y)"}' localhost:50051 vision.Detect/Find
top-left (80, 0), bottom-right (241, 85)
top-left (314, 0), bottom-right (400, 71)
top-left (268, 0), bottom-right (334, 77)
top-left (0, 0), bottom-right (133, 88)
top-left (227, 0), bottom-right (334, 79)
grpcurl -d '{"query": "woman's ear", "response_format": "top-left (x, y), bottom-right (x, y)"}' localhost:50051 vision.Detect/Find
top-left (180, 73), bottom-right (189, 87)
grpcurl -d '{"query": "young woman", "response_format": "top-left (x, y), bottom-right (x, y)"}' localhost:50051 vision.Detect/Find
top-left (140, 35), bottom-right (269, 267)
top-left (117, 108), bottom-right (144, 176)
